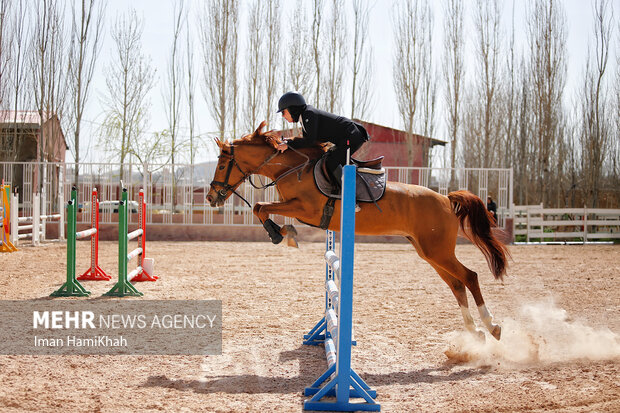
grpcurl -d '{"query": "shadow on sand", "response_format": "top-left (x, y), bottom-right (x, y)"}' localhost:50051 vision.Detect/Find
top-left (141, 345), bottom-right (490, 396)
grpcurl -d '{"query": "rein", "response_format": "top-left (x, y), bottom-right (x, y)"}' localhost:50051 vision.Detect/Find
top-left (210, 143), bottom-right (310, 210)
top-left (248, 145), bottom-right (310, 190)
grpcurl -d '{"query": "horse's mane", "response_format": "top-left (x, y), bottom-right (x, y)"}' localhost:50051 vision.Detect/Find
top-left (234, 120), bottom-right (329, 157)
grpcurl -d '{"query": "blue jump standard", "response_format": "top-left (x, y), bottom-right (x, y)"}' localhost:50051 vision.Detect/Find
top-left (303, 165), bottom-right (380, 412)
top-left (303, 232), bottom-right (357, 347)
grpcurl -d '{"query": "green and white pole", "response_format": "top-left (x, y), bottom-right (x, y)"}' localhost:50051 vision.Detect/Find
top-left (104, 188), bottom-right (143, 297)
top-left (50, 187), bottom-right (91, 297)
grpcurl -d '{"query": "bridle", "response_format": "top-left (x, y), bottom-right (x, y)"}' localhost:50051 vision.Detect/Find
top-left (210, 144), bottom-right (271, 209)
top-left (209, 142), bottom-right (310, 210)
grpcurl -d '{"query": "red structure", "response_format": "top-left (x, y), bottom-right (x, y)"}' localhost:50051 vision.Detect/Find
top-left (352, 120), bottom-right (445, 167)
top-left (77, 189), bottom-right (111, 281)
top-left (129, 189), bottom-right (157, 282)
top-left (277, 119), bottom-right (445, 168)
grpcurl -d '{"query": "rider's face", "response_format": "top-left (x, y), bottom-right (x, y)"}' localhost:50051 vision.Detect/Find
top-left (282, 109), bottom-right (293, 123)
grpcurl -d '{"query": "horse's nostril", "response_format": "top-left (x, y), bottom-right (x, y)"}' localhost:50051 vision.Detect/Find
top-left (206, 195), bottom-right (213, 203)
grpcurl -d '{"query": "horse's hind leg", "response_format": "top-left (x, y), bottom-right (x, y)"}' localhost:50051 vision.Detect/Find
top-left (409, 236), bottom-right (502, 340)
top-left (407, 236), bottom-right (485, 339)
top-left (429, 264), bottom-right (486, 340)
top-left (438, 258), bottom-right (501, 340)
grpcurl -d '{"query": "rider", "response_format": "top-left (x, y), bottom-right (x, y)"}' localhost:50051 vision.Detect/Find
top-left (276, 91), bottom-right (369, 192)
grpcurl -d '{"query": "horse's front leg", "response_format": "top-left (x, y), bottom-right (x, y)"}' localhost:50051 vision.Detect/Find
top-left (253, 199), bottom-right (306, 246)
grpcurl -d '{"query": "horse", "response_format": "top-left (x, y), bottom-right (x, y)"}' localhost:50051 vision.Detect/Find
top-left (207, 121), bottom-right (510, 341)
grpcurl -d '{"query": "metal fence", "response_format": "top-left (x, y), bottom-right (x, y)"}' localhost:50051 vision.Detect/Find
top-left (1, 161), bottom-right (513, 228)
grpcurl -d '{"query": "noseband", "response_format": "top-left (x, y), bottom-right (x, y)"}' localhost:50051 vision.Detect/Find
top-left (210, 145), bottom-right (251, 208)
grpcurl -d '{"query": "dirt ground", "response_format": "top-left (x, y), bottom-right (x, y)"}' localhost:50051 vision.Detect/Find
top-left (1, 240), bottom-right (619, 412)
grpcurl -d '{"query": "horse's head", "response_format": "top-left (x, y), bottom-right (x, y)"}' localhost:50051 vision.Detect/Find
top-left (207, 121), bottom-right (281, 207)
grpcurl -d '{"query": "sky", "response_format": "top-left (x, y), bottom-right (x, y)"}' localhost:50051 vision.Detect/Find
top-left (75, 0), bottom-right (618, 164)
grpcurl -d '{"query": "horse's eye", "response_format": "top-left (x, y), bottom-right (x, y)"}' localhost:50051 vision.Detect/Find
top-left (219, 165), bottom-right (225, 170)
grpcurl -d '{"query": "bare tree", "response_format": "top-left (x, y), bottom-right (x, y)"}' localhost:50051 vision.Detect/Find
top-left (0, 0), bottom-right (15, 161)
top-left (502, 0), bottom-right (518, 170)
top-left (467, 0), bottom-right (503, 168)
top-left (287, 0), bottom-right (313, 99)
top-left (614, 19), bottom-right (620, 185)
top-left (527, 0), bottom-right (567, 206)
top-left (461, 89), bottom-right (481, 168)
top-left (563, 108), bottom-right (580, 207)
top-left (100, 10), bottom-right (155, 179)
top-left (163, 0), bottom-right (186, 210)
top-left (279, 53), bottom-right (289, 132)
top-left (264, 0), bottom-right (280, 125)
top-left (244, 0), bottom-right (264, 132)
top-left (199, 0), bottom-right (239, 141)
top-left (311, 0), bottom-right (323, 106)
top-left (323, 0), bottom-right (347, 112)
top-left (442, 0), bottom-right (465, 176)
top-left (417, 4), bottom-right (436, 167)
top-left (0, 0), bottom-right (11, 110)
top-left (66, 0), bottom-right (104, 185)
top-left (579, 0), bottom-right (613, 207)
top-left (31, 0), bottom-right (68, 192)
top-left (514, 58), bottom-right (534, 205)
top-left (3, 0), bottom-right (29, 163)
top-left (392, 0), bottom-right (429, 167)
top-left (229, 9), bottom-right (239, 138)
top-left (163, 0), bottom-right (185, 202)
top-left (350, 0), bottom-right (373, 120)
top-left (130, 130), bottom-right (169, 166)
top-left (185, 9), bottom-right (196, 165)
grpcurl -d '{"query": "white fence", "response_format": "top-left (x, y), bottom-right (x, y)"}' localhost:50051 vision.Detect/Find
top-left (513, 204), bottom-right (620, 243)
top-left (5, 161), bottom-right (619, 243)
top-left (0, 161), bottom-right (514, 228)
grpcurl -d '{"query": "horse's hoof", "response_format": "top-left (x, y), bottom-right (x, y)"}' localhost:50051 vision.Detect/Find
top-left (475, 329), bottom-right (486, 342)
top-left (490, 324), bottom-right (501, 341)
top-left (468, 329), bottom-right (485, 342)
top-left (282, 224), bottom-right (298, 237)
top-left (283, 225), bottom-right (299, 248)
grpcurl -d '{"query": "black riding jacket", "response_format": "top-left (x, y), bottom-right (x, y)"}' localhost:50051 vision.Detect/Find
top-left (286, 106), bottom-right (369, 150)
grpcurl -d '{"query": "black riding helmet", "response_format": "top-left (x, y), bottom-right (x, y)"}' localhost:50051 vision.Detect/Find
top-left (277, 91), bottom-right (306, 113)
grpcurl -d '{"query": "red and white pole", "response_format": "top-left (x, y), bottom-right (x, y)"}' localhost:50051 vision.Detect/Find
top-left (130, 188), bottom-right (157, 281)
top-left (78, 188), bottom-right (110, 281)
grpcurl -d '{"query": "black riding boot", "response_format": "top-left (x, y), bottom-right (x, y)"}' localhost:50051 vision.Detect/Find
top-left (331, 164), bottom-right (360, 212)
top-left (330, 165), bottom-right (343, 195)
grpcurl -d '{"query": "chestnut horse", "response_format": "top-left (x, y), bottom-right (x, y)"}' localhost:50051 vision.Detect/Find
top-left (207, 122), bottom-right (509, 340)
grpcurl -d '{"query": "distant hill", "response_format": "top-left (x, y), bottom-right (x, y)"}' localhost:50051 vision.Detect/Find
top-left (74, 161), bottom-right (219, 187)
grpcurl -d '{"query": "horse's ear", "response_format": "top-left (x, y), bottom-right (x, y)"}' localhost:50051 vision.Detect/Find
top-left (254, 120), bottom-right (267, 136)
top-left (214, 137), bottom-right (224, 149)
top-left (263, 130), bottom-right (281, 149)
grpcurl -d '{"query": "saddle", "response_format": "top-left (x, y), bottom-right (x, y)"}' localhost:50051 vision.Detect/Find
top-left (313, 155), bottom-right (386, 203)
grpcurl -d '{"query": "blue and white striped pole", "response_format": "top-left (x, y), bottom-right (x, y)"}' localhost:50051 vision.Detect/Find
top-left (304, 164), bottom-right (380, 411)
top-left (335, 164), bottom-right (356, 404)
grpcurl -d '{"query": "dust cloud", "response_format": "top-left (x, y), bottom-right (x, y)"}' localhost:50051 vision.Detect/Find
top-left (444, 299), bottom-right (620, 366)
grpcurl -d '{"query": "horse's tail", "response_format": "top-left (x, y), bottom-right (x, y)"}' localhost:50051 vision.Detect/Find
top-left (448, 190), bottom-right (509, 280)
